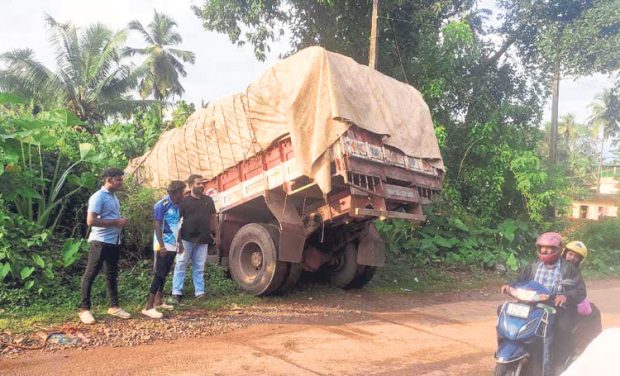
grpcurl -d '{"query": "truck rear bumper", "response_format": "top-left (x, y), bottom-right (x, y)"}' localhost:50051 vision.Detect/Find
top-left (353, 208), bottom-right (426, 223)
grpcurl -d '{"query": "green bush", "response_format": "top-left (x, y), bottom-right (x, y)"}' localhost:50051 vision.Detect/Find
top-left (0, 201), bottom-right (56, 289)
top-left (117, 180), bottom-right (160, 265)
top-left (567, 218), bottom-right (620, 275)
top-left (375, 204), bottom-right (540, 271)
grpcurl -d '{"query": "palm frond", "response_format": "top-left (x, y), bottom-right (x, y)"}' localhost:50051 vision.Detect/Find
top-left (168, 48), bottom-right (196, 64)
top-left (167, 54), bottom-right (188, 77)
top-left (0, 49), bottom-right (64, 103)
top-left (128, 20), bottom-right (155, 45)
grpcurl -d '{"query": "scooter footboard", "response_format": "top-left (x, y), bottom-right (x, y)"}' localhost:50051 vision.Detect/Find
top-left (496, 341), bottom-right (528, 363)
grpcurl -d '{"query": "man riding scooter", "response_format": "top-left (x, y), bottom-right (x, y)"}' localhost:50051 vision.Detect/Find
top-left (499, 232), bottom-right (586, 375)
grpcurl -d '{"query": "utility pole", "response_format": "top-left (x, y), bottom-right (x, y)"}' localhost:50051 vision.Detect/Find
top-left (369, 0), bottom-right (379, 69)
top-left (550, 58), bottom-right (560, 164)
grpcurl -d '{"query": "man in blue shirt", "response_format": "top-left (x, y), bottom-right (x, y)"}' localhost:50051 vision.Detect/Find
top-left (142, 180), bottom-right (186, 319)
top-left (78, 168), bottom-right (131, 324)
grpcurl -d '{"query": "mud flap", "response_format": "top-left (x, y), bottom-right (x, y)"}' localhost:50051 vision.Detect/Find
top-left (357, 222), bottom-right (386, 267)
top-left (496, 341), bottom-right (528, 363)
top-left (264, 191), bottom-right (305, 263)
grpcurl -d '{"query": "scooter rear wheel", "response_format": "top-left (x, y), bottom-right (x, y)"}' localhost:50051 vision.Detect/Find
top-left (494, 360), bottom-right (524, 376)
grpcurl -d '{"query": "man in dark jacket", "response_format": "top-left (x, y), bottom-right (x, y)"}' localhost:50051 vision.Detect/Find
top-left (170, 174), bottom-right (216, 302)
top-left (500, 232), bottom-right (586, 376)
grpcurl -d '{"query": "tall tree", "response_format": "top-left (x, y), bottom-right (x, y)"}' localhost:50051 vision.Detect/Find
top-left (0, 16), bottom-right (143, 127)
top-left (588, 90), bottom-right (620, 140)
top-left (587, 89), bottom-right (620, 190)
top-left (125, 10), bottom-right (196, 101)
top-left (558, 113), bottom-right (579, 146)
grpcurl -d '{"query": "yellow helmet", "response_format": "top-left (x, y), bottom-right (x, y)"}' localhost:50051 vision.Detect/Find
top-left (564, 241), bottom-right (588, 261)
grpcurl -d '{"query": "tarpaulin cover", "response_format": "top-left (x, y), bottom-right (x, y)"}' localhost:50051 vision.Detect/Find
top-left (127, 46), bottom-right (444, 193)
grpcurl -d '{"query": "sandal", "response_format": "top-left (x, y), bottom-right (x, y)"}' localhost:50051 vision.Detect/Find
top-left (107, 307), bottom-right (131, 319)
top-left (156, 302), bottom-right (174, 310)
top-left (141, 308), bottom-right (163, 319)
top-left (79, 310), bottom-right (96, 325)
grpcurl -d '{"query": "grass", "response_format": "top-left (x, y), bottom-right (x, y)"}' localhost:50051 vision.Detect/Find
top-left (0, 263), bottom-right (255, 333)
top-left (369, 254), bottom-right (505, 294)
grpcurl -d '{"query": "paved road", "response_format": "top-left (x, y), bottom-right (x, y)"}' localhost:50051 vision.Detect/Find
top-left (3, 281), bottom-right (620, 376)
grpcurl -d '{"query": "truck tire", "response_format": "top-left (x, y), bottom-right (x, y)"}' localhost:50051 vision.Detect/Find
top-left (229, 223), bottom-right (288, 296)
top-left (347, 265), bottom-right (377, 289)
top-left (327, 243), bottom-right (358, 288)
top-left (276, 262), bottom-right (303, 295)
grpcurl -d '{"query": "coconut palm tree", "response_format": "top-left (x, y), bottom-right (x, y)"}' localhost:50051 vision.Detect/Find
top-left (587, 89), bottom-right (620, 190)
top-left (125, 10), bottom-right (196, 102)
top-left (558, 113), bottom-right (579, 146)
top-left (588, 90), bottom-right (620, 141)
top-left (0, 16), bottom-right (144, 127)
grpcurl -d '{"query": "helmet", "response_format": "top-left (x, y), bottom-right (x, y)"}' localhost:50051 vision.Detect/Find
top-left (536, 232), bottom-right (563, 249)
top-left (564, 240), bottom-right (588, 261)
top-left (536, 232), bottom-right (563, 265)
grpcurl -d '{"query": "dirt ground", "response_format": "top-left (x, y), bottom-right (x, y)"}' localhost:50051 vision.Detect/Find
top-left (3, 279), bottom-right (620, 376)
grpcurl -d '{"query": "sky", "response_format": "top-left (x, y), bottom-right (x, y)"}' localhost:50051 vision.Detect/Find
top-left (0, 0), bottom-right (615, 125)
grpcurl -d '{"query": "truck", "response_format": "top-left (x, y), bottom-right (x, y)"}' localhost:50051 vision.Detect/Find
top-left (128, 46), bottom-right (444, 295)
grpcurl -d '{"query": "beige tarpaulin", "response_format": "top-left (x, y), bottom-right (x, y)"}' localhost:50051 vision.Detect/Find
top-left (127, 46), bottom-right (444, 193)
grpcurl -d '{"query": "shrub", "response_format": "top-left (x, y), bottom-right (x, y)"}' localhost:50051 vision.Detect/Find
top-left (375, 205), bottom-right (540, 271)
top-left (117, 179), bottom-right (160, 265)
top-left (0, 201), bottom-right (56, 290)
top-left (566, 218), bottom-right (620, 275)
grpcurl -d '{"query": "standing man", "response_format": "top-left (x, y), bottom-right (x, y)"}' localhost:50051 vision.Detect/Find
top-left (79, 168), bottom-right (131, 324)
top-left (170, 174), bottom-right (215, 302)
top-left (142, 180), bottom-right (186, 318)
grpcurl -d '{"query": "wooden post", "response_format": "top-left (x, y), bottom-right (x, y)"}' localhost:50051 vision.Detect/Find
top-left (369, 0), bottom-right (379, 69)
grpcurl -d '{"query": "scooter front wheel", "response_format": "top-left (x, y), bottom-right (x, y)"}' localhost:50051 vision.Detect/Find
top-left (494, 360), bottom-right (524, 376)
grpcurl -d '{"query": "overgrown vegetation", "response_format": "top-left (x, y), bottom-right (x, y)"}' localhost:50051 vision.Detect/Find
top-left (566, 218), bottom-right (620, 276)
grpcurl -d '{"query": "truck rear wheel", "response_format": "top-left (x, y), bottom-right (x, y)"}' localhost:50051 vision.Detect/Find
top-left (276, 262), bottom-right (303, 294)
top-left (327, 243), bottom-right (359, 288)
top-left (229, 223), bottom-right (288, 296)
top-left (347, 265), bottom-right (377, 289)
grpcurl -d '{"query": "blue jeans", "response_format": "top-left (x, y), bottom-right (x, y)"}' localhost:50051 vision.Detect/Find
top-left (172, 241), bottom-right (208, 296)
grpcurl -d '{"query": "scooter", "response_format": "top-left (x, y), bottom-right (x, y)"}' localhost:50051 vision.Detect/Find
top-left (495, 281), bottom-right (557, 376)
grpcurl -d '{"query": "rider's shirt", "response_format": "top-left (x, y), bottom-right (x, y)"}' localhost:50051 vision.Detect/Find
top-left (534, 259), bottom-right (563, 294)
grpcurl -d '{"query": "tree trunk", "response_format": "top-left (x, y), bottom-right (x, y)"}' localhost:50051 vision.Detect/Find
top-left (368, 0), bottom-right (379, 69)
top-left (598, 131), bottom-right (605, 193)
top-left (550, 57), bottom-right (561, 164)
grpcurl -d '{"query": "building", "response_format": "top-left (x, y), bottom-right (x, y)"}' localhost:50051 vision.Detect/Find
top-left (570, 165), bottom-right (620, 220)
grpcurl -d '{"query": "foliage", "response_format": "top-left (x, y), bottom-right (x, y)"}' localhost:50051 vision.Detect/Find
top-left (588, 89), bottom-right (620, 144)
top-left (171, 100), bottom-right (196, 128)
top-left (117, 180), bottom-right (160, 265)
top-left (376, 204), bottom-right (539, 272)
top-left (97, 105), bottom-right (164, 167)
top-left (566, 218), bottom-right (620, 275)
top-left (0, 202), bottom-right (54, 288)
top-left (126, 10), bottom-right (196, 101)
top-left (0, 16), bottom-right (147, 127)
top-left (0, 97), bottom-right (100, 232)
